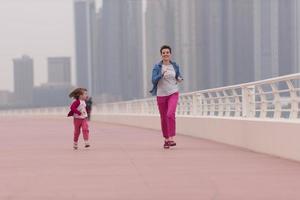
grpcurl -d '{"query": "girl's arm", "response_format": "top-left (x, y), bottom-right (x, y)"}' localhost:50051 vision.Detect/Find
top-left (70, 100), bottom-right (81, 115)
top-left (86, 106), bottom-right (91, 114)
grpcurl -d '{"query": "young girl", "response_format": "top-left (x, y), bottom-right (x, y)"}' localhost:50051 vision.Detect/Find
top-left (67, 88), bottom-right (91, 150)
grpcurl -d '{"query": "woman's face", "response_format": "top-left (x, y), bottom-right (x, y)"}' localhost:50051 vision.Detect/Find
top-left (161, 48), bottom-right (171, 62)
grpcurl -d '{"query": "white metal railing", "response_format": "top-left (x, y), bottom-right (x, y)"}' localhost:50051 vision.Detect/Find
top-left (1, 73), bottom-right (300, 120)
top-left (94, 73), bottom-right (300, 120)
top-left (0, 107), bottom-right (70, 117)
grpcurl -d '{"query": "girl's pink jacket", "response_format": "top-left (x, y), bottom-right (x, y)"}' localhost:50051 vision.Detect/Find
top-left (67, 99), bottom-right (90, 117)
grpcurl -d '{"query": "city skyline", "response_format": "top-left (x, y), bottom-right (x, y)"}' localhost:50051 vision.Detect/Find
top-left (2, 0), bottom-right (300, 100)
top-left (0, 0), bottom-right (127, 92)
top-left (0, 0), bottom-right (77, 92)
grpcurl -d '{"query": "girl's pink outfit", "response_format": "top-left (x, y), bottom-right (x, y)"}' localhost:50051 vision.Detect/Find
top-left (67, 99), bottom-right (89, 143)
top-left (73, 118), bottom-right (89, 143)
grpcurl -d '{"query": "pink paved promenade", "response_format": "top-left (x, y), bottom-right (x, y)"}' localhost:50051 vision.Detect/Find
top-left (1, 117), bottom-right (300, 200)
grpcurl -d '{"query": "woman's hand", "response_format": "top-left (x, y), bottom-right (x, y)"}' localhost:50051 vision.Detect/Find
top-left (162, 65), bottom-right (167, 71)
top-left (162, 66), bottom-right (168, 76)
top-left (177, 76), bottom-right (183, 83)
top-left (162, 70), bottom-right (167, 77)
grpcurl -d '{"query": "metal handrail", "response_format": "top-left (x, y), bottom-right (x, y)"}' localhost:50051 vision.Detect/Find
top-left (1, 73), bottom-right (300, 120)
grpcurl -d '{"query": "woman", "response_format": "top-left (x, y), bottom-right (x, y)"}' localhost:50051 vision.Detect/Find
top-left (150, 45), bottom-right (183, 149)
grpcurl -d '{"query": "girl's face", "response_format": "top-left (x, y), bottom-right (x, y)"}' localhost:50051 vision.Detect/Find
top-left (79, 91), bottom-right (88, 100)
top-left (161, 48), bottom-right (171, 62)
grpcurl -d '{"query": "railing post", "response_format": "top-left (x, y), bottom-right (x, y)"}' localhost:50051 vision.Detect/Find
top-left (242, 86), bottom-right (255, 117)
top-left (286, 80), bottom-right (298, 119)
top-left (270, 83), bottom-right (281, 119)
top-left (191, 94), bottom-right (198, 115)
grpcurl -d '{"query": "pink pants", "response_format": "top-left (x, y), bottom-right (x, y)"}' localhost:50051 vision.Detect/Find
top-left (157, 92), bottom-right (179, 139)
top-left (73, 118), bottom-right (89, 143)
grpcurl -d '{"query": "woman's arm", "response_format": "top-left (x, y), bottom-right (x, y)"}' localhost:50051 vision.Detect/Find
top-left (177, 76), bottom-right (184, 83)
top-left (152, 65), bottom-right (163, 85)
top-left (175, 63), bottom-right (184, 82)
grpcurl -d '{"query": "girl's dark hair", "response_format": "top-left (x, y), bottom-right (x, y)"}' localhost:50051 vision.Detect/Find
top-left (160, 45), bottom-right (172, 54)
top-left (69, 88), bottom-right (87, 99)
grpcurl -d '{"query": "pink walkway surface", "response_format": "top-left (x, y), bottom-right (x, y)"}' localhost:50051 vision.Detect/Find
top-left (1, 117), bottom-right (300, 200)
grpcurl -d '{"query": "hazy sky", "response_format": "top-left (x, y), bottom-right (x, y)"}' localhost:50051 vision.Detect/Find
top-left (0, 0), bottom-right (100, 92)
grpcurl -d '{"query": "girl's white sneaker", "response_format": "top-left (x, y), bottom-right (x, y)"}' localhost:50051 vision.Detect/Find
top-left (73, 143), bottom-right (78, 150)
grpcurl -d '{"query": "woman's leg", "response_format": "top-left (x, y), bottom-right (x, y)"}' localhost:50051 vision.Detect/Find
top-left (157, 96), bottom-right (169, 139)
top-left (167, 92), bottom-right (179, 138)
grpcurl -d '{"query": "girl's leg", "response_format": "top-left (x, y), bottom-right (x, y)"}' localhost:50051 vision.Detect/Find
top-left (73, 118), bottom-right (82, 149)
top-left (73, 118), bottom-right (82, 143)
top-left (82, 119), bottom-right (90, 147)
top-left (157, 96), bottom-right (169, 139)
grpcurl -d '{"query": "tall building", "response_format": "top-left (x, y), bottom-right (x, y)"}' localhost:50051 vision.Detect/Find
top-left (145, 0), bottom-right (176, 95)
top-left (100, 0), bottom-right (124, 101)
top-left (47, 57), bottom-right (71, 84)
top-left (221, 0), bottom-right (300, 86)
top-left (194, 0), bottom-right (228, 90)
top-left (35, 57), bottom-right (73, 107)
top-left (252, 0), bottom-right (280, 81)
top-left (93, 8), bottom-right (104, 97)
top-left (120, 0), bottom-right (143, 100)
top-left (13, 55), bottom-right (34, 106)
top-left (173, 0), bottom-right (198, 92)
top-left (194, 0), bottom-right (212, 90)
top-left (74, 0), bottom-right (97, 94)
top-left (231, 0), bottom-right (255, 85)
top-left (33, 83), bottom-right (73, 107)
top-left (278, 0), bottom-right (298, 76)
top-left (0, 91), bottom-right (13, 107)
top-left (99, 0), bottom-right (144, 101)
top-left (75, 0), bottom-right (300, 102)
top-left (252, 0), bottom-right (300, 81)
